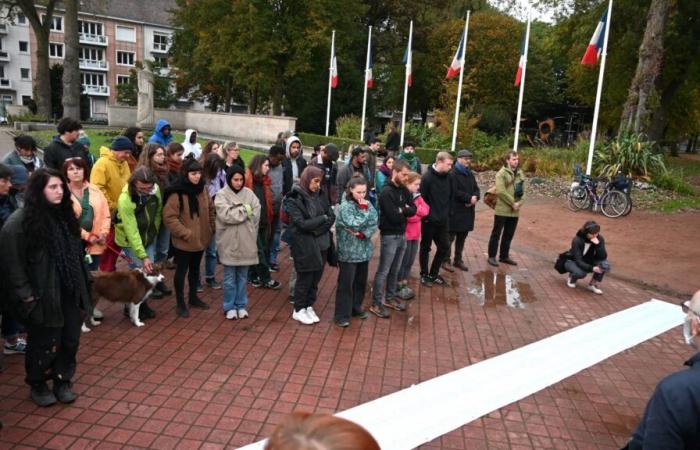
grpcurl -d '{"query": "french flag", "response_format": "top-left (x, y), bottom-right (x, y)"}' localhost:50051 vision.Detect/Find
top-left (331, 47), bottom-right (338, 88)
top-left (514, 32), bottom-right (526, 86)
top-left (366, 46), bottom-right (373, 88)
top-left (581, 10), bottom-right (608, 65)
top-left (446, 31), bottom-right (465, 79)
top-left (403, 44), bottom-right (413, 87)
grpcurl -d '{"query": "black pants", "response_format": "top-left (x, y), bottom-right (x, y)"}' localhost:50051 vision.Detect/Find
top-left (449, 231), bottom-right (469, 264)
top-left (335, 261), bottom-right (369, 322)
top-left (293, 251), bottom-right (326, 312)
top-left (25, 295), bottom-right (81, 387)
top-left (173, 248), bottom-right (204, 305)
top-left (488, 215), bottom-right (519, 259)
top-left (249, 226), bottom-right (271, 283)
top-left (419, 221), bottom-right (450, 277)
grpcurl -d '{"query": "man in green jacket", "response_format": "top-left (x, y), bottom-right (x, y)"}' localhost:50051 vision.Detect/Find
top-left (487, 151), bottom-right (525, 267)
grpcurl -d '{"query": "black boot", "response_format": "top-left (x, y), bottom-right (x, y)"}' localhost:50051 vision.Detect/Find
top-left (188, 295), bottom-right (210, 310)
top-left (139, 301), bottom-right (156, 320)
top-left (156, 281), bottom-right (172, 295)
top-left (176, 296), bottom-right (189, 318)
top-left (30, 382), bottom-right (57, 407)
top-left (53, 380), bottom-right (77, 404)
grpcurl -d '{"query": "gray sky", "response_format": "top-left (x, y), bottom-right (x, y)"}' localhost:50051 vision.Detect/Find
top-left (489, 0), bottom-right (562, 23)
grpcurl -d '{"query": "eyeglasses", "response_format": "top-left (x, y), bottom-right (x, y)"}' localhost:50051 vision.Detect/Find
top-left (680, 301), bottom-right (700, 320)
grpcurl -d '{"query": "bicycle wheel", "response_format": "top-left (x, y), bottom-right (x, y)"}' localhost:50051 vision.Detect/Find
top-left (601, 191), bottom-right (628, 218)
top-left (567, 186), bottom-right (590, 211)
top-left (622, 192), bottom-right (633, 216)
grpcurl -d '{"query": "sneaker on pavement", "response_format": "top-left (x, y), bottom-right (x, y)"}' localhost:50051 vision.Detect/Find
top-left (196, 283), bottom-right (205, 293)
top-left (398, 286), bottom-right (415, 301)
top-left (566, 277), bottom-right (576, 288)
top-left (335, 319), bottom-right (350, 328)
top-left (269, 263), bottom-right (280, 272)
top-left (499, 257), bottom-right (518, 266)
top-left (487, 257), bottom-right (499, 267)
top-left (237, 309), bottom-right (249, 319)
top-left (420, 275), bottom-right (433, 287)
top-left (384, 298), bottom-right (406, 311)
top-left (442, 262), bottom-right (455, 273)
top-left (292, 308), bottom-right (314, 325)
top-left (53, 381), bottom-right (78, 404)
top-left (263, 280), bottom-right (282, 290)
top-left (431, 275), bottom-right (449, 286)
top-left (369, 303), bottom-right (390, 319)
top-left (189, 297), bottom-right (210, 309)
top-left (352, 310), bottom-right (369, 319)
top-left (587, 284), bottom-right (603, 295)
top-left (306, 307), bottom-right (320, 323)
top-left (226, 310), bottom-right (238, 320)
top-left (250, 278), bottom-right (262, 288)
top-left (92, 307), bottom-right (104, 319)
top-left (454, 261), bottom-right (469, 271)
top-left (30, 382), bottom-right (57, 407)
top-left (4, 337), bottom-right (27, 355)
top-left (206, 278), bottom-right (222, 290)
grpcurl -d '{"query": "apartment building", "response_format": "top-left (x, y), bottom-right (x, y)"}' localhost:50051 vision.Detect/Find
top-left (0, 0), bottom-right (176, 120)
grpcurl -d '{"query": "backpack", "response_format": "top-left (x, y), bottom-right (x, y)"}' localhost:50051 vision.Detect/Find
top-left (554, 251), bottom-right (570, 274)
top-left (483, 186), bottom-right (498, 209)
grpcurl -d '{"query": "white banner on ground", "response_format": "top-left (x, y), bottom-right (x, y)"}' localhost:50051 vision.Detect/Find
top-left (238, 300), bottom-right (684, 450)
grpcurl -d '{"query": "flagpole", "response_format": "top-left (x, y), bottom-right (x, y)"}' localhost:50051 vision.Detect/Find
top-left (513, 6), bottom-right (531, 153)
top-left (586, 0), bottom-right (613, 175)
top-left (325, 30), bottom-right (335, 137)
top-left (451, 11), bottom-right (470, 153)
top-left (360, 26), bottom-right (372, 142)
top-left (400, 20), bottom-right (413, 148)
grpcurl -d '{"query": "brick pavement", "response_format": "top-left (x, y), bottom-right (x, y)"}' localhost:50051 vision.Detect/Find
top-left (0, 236), bottom-right (691, 449)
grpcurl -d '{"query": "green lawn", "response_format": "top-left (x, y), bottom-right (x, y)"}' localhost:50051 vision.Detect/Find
top-left (24, 128), bottom-right (260, 164)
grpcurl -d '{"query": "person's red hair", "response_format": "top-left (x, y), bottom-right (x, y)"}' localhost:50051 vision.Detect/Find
top-left (264, 412), bottom-right (380, 450)
top-left (62, 156), bottom-right (89, 182)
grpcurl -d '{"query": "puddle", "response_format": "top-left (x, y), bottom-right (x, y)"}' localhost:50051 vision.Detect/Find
top-left (467, 271), bottom-right (538, 309)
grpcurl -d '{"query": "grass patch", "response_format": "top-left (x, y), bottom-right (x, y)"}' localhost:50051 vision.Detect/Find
top-left (655, 197), bottom-right (700, 213)
top-left (651, 172), bottom-right (697, 196)
top-left (22, 128), bottom-right (261, 164)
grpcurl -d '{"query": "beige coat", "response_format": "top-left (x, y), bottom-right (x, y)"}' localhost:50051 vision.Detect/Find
top-left (214, 185), bottom-right (261, 266)
top-left (163, 188), bottom-right (216, 252)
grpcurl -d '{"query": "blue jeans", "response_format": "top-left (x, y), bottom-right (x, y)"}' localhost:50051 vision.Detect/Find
top-left (154, 226), bottom-right (170, 264)
top-left (123, 241), bottom-right (156, 269)
top-left (372, 234), bottom-right (407, 305)
top-left (223, 265), bottom-right (249, 311)
top-left (205, 233), bottom-right (217, 280)
top-left (268, 217), bottom-right (282, 266)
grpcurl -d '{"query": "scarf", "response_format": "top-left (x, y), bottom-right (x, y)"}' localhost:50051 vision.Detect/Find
top-left (398, 151), bottom-right (418, 170)
top-left (379, 163), bottom-right (392, 178)
top-left (152, 161), bottom-right (169, 185)
top-left (164, 176), bottom-right (205, 220)
top-left (167, 157), bottom-right (182, 175)
top-left (47, 209), bottom-right (84, 294)
top-left (454, 161), bottom-right (471, 176)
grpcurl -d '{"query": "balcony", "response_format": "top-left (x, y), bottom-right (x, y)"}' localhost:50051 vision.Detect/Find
top-left (0, 78), bottom-right (12, 89)
top-left (0, 51), bottom-right (9, 62)
top-left (79, 59), bottom-right (108, 71)
top-left (83, 85), bottom-right (109, 96)
top-left (79, 33), bottom-right (108, 46)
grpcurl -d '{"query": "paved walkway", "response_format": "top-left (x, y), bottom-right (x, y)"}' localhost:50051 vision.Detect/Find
top-left (0, 231), bottom-right (690, 448)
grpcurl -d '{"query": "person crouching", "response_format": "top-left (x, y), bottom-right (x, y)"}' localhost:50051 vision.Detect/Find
top-left (565, 220), bottom-right (610, 295)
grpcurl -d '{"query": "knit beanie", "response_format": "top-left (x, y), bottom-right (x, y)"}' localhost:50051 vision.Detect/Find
top-left (111, 136), bottom-right (134, 151)
top-left (76, 136), bottom-right (91, 148)
top-left (181, 157), bottom-right (203, 175)
top-left (9, 165), bottom-right (29, 186)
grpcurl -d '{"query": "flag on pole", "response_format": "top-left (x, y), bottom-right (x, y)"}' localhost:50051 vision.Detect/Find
top-left (514, 33), bottom-right (526, 86)
top-left (581, 10), bottom-right (608, 65)
top-left (331, 46), bottom-right (338, 88)
top-left (366, 45), bottom-right (374, 88)
top-left (446, 31), bottom-right (465, 79)
top-left (402, 43), bottom-right (413, 87)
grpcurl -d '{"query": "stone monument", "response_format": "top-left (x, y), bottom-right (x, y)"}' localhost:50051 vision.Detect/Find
top-left (136, 66), bottom-right (155, 128)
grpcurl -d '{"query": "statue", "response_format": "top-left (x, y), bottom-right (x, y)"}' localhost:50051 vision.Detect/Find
top-left (136, 66), bottom-right (154, 128)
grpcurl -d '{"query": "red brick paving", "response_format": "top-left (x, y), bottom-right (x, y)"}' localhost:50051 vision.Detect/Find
top-left (0, 236), bottom-right (691, 449)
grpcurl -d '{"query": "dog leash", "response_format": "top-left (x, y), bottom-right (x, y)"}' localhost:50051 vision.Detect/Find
top-left (105, 242), bottom-right (136, 266)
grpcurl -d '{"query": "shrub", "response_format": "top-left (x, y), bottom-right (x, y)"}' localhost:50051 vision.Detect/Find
top-left (476, 105), bottom-right (512, 135)
top-left (7, 113), bottom-right (51, 124)
top-left (651, 172), bottom-right (697, 196)
top-left (593, 133), bottom-right (666, 179)
top-left (335, 115), bottom-right (362, 140)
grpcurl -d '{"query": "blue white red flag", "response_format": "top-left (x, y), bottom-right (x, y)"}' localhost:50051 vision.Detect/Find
top-left (446, 31), bottom-right (465, 79)
top-left (402, 43), bottom-right (413, 87)
top-left (514, 32), bottom-right (526, 86)
top-left (581, 10), bottom-right (608, 65)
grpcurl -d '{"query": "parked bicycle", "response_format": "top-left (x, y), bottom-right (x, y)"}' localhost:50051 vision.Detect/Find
top-left (567, 166), bottom-right (631, 218)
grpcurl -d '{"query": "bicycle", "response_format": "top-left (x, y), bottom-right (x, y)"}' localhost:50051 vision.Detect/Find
top-left (610, 172), bottom-right (633, 216)
top-left (567, 170), bottom-right (630, 218)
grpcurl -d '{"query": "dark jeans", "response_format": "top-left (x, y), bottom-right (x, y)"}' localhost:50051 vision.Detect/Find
top-left (250, 227), bottom-right (271, 283)
top-left (372, 234), bottom-right (407, 305)
top-left (335, 261), bottom-right (369, 322)
top-left (293, 251), bottom-right (327, 312)
top-left (565, 260), bottom-right (607, 283)
top-left (173, 248), bottom-right (204, 304)
top-left (488, 215), bottom-right (519, 259)
top-left (25, 294), bottom-right (81, 386)
top-left (449, 231), bottom-right (469, 264)
top-left (419, 221), bottom-right (450, 277)
top-left (398, 240), bottom-right (420, 281)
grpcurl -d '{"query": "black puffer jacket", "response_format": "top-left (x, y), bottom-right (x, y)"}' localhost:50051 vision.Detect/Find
top-left (420, 165), bottom-right (453, 226)
top-left (569, 231), bottom-right (607, 272)
top-left (0, 209), bottom-right (91, 327)
top-left (449, 165), bottom-right (480, 232)
top-left (284, 185), bottom-right (335, 272)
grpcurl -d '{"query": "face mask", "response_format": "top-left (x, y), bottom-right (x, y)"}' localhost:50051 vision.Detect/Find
top-left (19, 155), bottom-right (34, 164)
top-left (683, 317), bottom-right (697, 349)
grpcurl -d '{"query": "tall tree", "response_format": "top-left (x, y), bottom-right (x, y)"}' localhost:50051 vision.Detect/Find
top-left (619, 0), bottom-right (671, 134)
top-left (61, 0), bottom-right (80, 119)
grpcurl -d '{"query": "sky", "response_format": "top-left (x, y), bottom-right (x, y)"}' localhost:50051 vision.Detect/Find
top-left (489, 0), bottom-right (563, 24)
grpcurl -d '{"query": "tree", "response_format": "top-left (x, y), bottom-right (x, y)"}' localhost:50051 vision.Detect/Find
top-left (61, 0), bottom-right (80, 119)
top-left (116, 61), bottom-right (178, 109)
top-left (1, 0), bottom-right (58, 118)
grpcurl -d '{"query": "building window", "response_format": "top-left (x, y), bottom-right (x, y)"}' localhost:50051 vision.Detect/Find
top-left (22, 96), bottom-right (32, 105)
top-left (17, 14), bottom-right (27, 25)
top-left (116, 51), bottom-right (135, 66)
top-left (79, 47), bottom-right (104, 61)
top-left (20, 68), bottom-right (30, 80)
top-left (81, 73), bottom-right (106, 86)
top-left (79, 20), bottom-right (103, 36)
top-left (0, 66), bottom-right (4, 78)
top-left (49, 43), bottom-right (64, 58)
top-left (153, 33), bottom-right (169, 51)
top-left (116, 25), bottom-right (136, 43)
top-left (42, 15), bottom-right (63, 32)
top-left (154, 55), bottom-right (168, 68)
top-left (18, 41), bottom-right (28, 53)
top-left (1, 95), bottom-right (13, 104)
top-left (117, 75), bottom-right (131, 85)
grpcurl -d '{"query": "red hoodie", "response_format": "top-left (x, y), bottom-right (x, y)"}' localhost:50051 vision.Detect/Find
top-left (405, 194), bottom-right (429, 241)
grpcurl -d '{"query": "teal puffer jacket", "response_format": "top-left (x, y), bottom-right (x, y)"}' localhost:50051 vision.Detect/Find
top-left (335, 197), bottom-right (379, 263)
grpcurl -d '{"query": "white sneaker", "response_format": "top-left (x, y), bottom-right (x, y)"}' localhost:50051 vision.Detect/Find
top-left (292, 309), bottom-right (314, 325)
top-left (93, 307), bottom-right (104, 319)
top-left (237, 309), bottom-right (249, 319)
top-left (587, 284), bottom-right (603, 295)
top-left (566, 277), bottom-right (576, 288)
top-left (306, 307), bottom-right (320, 323)
top-left (226, 310), bottom-right (238, 320)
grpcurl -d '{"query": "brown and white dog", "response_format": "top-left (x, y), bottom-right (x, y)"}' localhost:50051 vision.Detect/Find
top-left (85, 266), bottom-right (164, 329)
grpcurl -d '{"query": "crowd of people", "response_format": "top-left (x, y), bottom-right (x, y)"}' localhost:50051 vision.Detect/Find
top-left (0, 117), bottom-right (613, 407)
